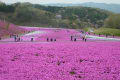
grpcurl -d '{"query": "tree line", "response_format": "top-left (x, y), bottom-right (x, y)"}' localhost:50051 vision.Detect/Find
top-left (1, 2), bottom-right (119, 29)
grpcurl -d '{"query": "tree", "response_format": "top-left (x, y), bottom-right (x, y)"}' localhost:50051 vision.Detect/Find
top-left (13, 6), bottom-right (33, 22)
top-left (104, 14), bottom-right (120, 29)
top-left (0, 3), bottom-right (15, 12)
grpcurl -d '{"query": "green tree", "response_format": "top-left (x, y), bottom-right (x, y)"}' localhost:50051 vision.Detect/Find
top-left (13, 6), bottom-right (33, 22)
top-left (104, 14), bottom-right (120, 29)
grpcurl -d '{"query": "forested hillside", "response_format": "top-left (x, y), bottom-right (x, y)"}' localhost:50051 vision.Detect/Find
top-left (0, 2), bottom-right (111, 29)
top-left (104, 14), bottom-right (120, 29)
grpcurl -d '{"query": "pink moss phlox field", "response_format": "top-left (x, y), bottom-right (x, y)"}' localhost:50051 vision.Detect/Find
top-left (0, 27), bottom-right (120, 80)
top-left (0, 20), bottom-right (26, 37)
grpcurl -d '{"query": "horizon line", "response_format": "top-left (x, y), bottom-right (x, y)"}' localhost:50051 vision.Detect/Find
top-left (2, 1), bottom-right (120, 5)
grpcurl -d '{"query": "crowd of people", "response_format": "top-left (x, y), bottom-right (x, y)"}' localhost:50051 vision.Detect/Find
top-left (0, 32), bottom-right (88, 42)
top-left (0, 31), bottom-right (116, 42)
top-left (13, 35), bottom-right (22, 42)
top-left (47, 38), bottom-right (56, 42)
top-left (71, 34), bottom-right (87, 42)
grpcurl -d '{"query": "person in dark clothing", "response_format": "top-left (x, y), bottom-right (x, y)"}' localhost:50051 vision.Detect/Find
top-left (50, 38), bottom-right (53, 42)
top-left (82, 35), bottom-right (87, 42)
top-left (54, 39), bottom-right (56, 41)
top-left (106, 34), bottom-right (108, 38)
top-left (84, 38), bottom-right (87, 42)
top-left (31, 38), bottom-right (34, 42)
top-left (82, 36), bottom-right (84, 41)
top-left (47, 38), bottom-right (49, 42)
top-left (81, 31), bottom-right (84, 34)
top-left (85, 35), bottom-right (87, 42)
top-left (14, 36), bottom-right (17, 42)
top-left (17, 37), bottom-right (19, 42)
top-left (113, 35), bottom-right (114, 38)
top-left (71, 36), bottom-right (73, 41)
top-left (18, 37), bottom-right (21, 42)
top-left (0, 37), bottom-right (1, 40)
top-left (74, 38), bottom-right (77, 42)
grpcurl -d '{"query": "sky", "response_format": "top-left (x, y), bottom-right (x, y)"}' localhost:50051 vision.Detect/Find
top-left (0, 0), bottom-right (120, 4)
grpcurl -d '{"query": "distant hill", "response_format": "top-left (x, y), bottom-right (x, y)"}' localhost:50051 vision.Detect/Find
top-left (0, 2), bottom-right (111, 29)
top-left (45, 2), bottom-right (120, 13)
top-left (80, 2), bottom-right (120, 13)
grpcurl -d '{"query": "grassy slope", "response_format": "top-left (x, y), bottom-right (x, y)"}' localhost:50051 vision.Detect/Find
top-left (94, 28), bottom-right (120, 36)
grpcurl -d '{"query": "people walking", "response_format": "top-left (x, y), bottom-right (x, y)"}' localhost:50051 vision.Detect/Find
top-left (113, 35), bottom-right (114, 38)
top-left (82, 35), bottom-right (85, 41)
top-left (54, 38), bottom-right (56, 41)
top-left (106, 34), bottom-right (108, 38)
top-left (71, 36), bottom-right (73, 41)
top-left (50, 38), bottom-right (53, 42)
top-left (47, 38), bottom-right (49, 42)
top-left (74, 38), bottom-right (77, 42)
top-left (18, 37), bottom-right (21, 42)
top-left (14, 36), bottom-right (17, 42)
top-left (84, 36), bottom-right (87, 42)
top-left (47, 38), bottom-right (56, 42)
top-left (31, 38), bottom-right (34, 42)
top-left (82, 34), bottom-right (87, 42)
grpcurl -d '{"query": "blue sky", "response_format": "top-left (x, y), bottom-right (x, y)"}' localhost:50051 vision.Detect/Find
top-left (0, 0), bottom-right (120, 4)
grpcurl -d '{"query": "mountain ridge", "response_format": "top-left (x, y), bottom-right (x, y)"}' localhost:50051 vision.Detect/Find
top-left (44, 2), bottom-right (120, 13)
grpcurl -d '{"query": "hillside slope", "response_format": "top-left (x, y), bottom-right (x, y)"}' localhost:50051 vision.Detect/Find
top-left (0, 2), bottom-right (111, 29)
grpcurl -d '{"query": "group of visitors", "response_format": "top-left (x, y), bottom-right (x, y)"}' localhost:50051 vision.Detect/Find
top-left (14, 35), bottom-right (22, 42)
top-left (0, 30), bottom-right (117, 43)
top-left (71, 36), bottom-right (77, 42)
top-left (82, 35), bottom-right (87, 42)
top-left (71, 34), bottom-right (87, 42)
top-left (30, 37), bottom-right (57, 42)
top-left (47, 38), bottom-right (56, 42)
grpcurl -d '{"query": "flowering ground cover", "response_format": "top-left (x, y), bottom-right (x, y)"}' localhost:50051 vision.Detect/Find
top-left (0, 27), bottom-right (120, 80)
top-left (0, 21), bottom-right (27, 37)
top-left (0, 41), bottom-right (120, 80)
top-left (1, 27), bottom-right (79, 42)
